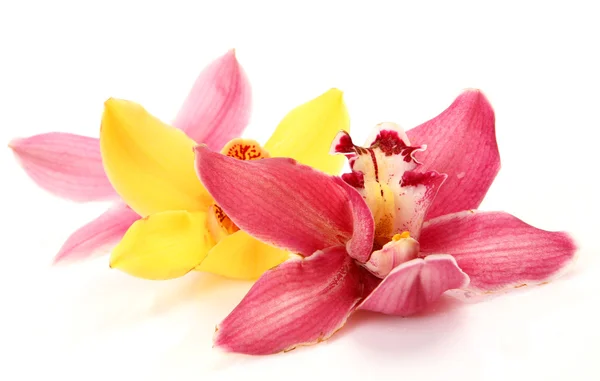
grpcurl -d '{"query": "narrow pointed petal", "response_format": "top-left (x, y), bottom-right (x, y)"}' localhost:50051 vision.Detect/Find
top-left (54, 203), bottom-right (139, 263)
top-left (196, 230), bottom-right (290, 280)
top-left (419, 211), bottom-right (578, 291)
top-left (9, 133), bottom-right (116, 202)
top-left (173, 50), bottom-right (252, 149)
top-left (214, 246), bottom-right (363, 355)
top-left (359, 255), bottom-right (469, 316)
top-left (100, 98), bottom-right (213, 217)
top-left (195, 146), bottom-right (373, 259)
top-left (264, 88), bottom-right (350, 175)
top-left (109, 210), bottom-right (214, 280)
top-left (406, 90), bottom-right (500, 219)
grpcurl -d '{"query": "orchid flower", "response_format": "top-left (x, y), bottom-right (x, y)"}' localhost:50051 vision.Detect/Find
top-left (9, 50), bottom-right (251, 263)
top-left (194, 89), bottom-right (577, 355)
top-left (99, 88), bottom-right (349, 280)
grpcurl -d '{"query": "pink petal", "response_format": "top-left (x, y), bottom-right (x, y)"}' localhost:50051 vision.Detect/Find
top-left (194, 146), bottom-right (373, 259)
top-left (173, 49), bottom-right (251, 149)
top-left (406, 90), bottom-right (500, 219)
top-left (332, 177), bottom-right (374, 262)
top-left (359, 255), bottom-right (469, 316)
top-left (54, 203), bottom-right (140, 263)
top-left (395, 170), bottom-right (447, 239)
top-left (9, 133), bottom-right (117, 202)
top-left (418, 211), bottom-right (578, 291)
top-left (214, 246), bottom-right (364, 355)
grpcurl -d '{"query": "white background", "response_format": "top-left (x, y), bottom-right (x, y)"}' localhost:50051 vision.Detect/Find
top-left (1, 1), bottom-right (599, 380)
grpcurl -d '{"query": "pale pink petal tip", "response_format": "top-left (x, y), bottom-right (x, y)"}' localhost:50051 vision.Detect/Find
top-left (213, 246), bottom-right (363, 355)
top-left (406, 89), bottom-right (499, 219)
top-left (173, 49), bottom-right (252, 150)
top-left (53, 204), bottom-right (139, 264)
top-left (419, 211), bottom-right (578, 292)
top-left (359, 255), bottom-right (470, 316)
top-left (9, 133), bottom-right (117, 202)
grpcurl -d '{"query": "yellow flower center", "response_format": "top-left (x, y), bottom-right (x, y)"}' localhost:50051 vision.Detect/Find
top-left (221, 138), bottom-right (271, 161)
top-left (212, 204), bottom-right (239, 234)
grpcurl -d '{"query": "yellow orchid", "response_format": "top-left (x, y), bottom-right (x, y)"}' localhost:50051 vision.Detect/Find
top-left (100, 89), bottom-right (349, 281)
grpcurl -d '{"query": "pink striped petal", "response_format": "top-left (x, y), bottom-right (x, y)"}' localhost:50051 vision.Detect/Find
top-left (406, 90), bottom-right (500, 219)
top-left (9, 133), bottom-right (117, 202)
top-left (54, 203), bottom-right (140, 263)
top-left (359, 255), bottom-right (469, 316)
top-left (214, 246), bottom-right (364, 355)
top-left (173, 49), bottom-right (251, 149)
top-left (395, 171), bottom-right (447, 239)
top-left (195, 146), bottom-right (373, 259)
top-left (418, 211), bottom-right (578, 291)
top-left (332, 177), bottom-right (374, 262)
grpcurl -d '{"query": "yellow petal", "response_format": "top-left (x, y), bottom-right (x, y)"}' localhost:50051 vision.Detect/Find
top-left (100, 98), bottom-right (213, 216)
top-left (196, 230), bottom-right (290, 280)
top-left (264, 88), bottom-right (350, 175)
top-left (110, 210), bottom-right (214, 280)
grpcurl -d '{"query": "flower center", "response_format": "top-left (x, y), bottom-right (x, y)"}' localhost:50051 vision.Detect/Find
top-left (221, 138), bottom-right (270, 161)
top-left (331, 124), bottom-right (426, 247)
top-left (213, 204), bottom-right (239, 234)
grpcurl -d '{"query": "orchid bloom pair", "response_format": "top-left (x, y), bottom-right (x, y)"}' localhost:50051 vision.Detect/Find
top-left (194, 90), bottom-right (577, 355)
top-left (10, 50), bottom-right (577, 356)
top-left (10, 49), bottom-right (351, 281)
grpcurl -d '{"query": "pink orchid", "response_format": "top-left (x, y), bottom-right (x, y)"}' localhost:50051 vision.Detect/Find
top-left (9, 50), bottom-right (251, 263)
top-left (194, 89), bottom-right (577, 355)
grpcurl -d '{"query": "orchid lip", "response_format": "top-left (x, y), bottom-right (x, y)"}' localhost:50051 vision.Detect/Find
top-left (363, 233), bottom-right (420, 278)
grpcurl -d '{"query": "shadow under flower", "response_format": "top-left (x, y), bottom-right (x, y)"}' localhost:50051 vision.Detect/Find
top-left (328, 295), bottom-right (468, 357)
top-left (54, 259), bottom-right (254, 349)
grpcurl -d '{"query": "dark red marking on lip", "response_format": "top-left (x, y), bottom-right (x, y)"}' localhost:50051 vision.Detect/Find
top-left (341, 171), bottom-right (365, 189)
top-left (334, 132), bottom-right (355, 154)
top-left (400, 170), bottom-right (448, 195)
top-left (371, 129), bottom-right (421, 162)
top-left (370, 130), bottom-right (406, 155)
top-left (367, 148), bottom-right (379, 182)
